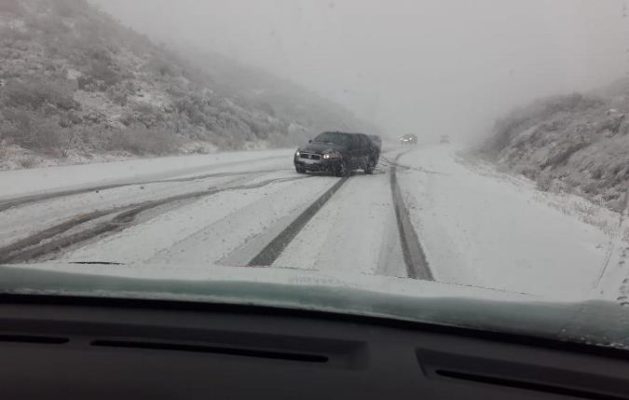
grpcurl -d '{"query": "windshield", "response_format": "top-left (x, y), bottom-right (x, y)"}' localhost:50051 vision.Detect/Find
top-left (1, 0), bottom-right (628, 351)
top-left (313, 132), bottom-right (351, 146)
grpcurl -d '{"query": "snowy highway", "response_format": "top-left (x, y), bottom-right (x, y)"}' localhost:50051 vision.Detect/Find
top-left (1, 145), bottom-right (628, 302)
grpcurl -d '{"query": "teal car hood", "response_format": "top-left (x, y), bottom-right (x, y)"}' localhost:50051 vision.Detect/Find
top-left (0, 263), bottom-right (627, 350)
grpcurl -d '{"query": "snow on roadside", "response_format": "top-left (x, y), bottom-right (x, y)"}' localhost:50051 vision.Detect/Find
top-left (0, 149), bottom-right (293, 199)
top-left (457, 151), bottom-right (629, 301)
top-left (459, 154), bottom-right (629, 242)
top-left (398, 144), bottom-right (621, 300)
top-left (0, 174), bottom-right (241, 248)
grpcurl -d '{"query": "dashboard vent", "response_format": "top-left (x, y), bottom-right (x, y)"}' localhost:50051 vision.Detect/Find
top-left (0, 334), bottom-right (69, 344)
top-left (436, 369), bottom-right (628, 400)
top-left (418, 349), bottom-right (629, 400)
top-left (91, 339), bottom-right (329, 363)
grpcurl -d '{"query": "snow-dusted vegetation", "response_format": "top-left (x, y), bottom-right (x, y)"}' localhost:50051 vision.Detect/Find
top-left (0, 0), bottom-right (370, 169)
top-left (481, 91), bottom-right (629, 211)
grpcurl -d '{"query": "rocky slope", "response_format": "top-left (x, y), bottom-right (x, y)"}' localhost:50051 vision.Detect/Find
top-left (0, 0), bottom-right (372, 169)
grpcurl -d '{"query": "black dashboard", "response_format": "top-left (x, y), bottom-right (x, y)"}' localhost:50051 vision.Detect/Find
top-left (0, 295), bottom-right (628, 400)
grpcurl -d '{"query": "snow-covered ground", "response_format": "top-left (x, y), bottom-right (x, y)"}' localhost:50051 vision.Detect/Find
top-left (273, 171), bottom-right (407, 278)
top-left (1, 145), bottom-right (627, 303)
top-left (397, 145), bottom-right (629, 300)
top-left (0, 149), bottom-right (293, 199)
top-left (61, 172), bottom-right (337, 265)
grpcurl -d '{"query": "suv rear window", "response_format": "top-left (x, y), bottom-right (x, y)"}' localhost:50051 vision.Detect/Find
top-left (314, 132), bottom-right (351, 146)
top-left (358, 135), bottom-right (371, 148)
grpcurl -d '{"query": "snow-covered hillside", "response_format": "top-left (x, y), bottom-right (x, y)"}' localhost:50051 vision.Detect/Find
top-left (481, 91), bottom-right (629, 212)
top-left (0, 0), bottom-right (372, 169)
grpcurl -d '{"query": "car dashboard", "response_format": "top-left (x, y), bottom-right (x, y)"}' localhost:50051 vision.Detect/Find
top-left (0, 294), bottom-right (628, 399)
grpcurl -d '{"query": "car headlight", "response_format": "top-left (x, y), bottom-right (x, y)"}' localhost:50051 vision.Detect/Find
top-left (322, 151), bottom-right (340, 160)
top-left (323, 153), bottom-right (331, 160)
top-left (295, 151), bottom-right (301, 157)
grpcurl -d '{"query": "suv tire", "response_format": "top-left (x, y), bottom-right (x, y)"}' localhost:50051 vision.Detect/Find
top-left (335, 160), bottom-right (348, 177)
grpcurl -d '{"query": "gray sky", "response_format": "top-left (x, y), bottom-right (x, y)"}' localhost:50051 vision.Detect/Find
top-left (92, 0), bottom-right (629, 140)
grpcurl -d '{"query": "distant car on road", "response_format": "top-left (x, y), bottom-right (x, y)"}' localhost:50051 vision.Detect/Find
top-left (294, 131), bottom-right (379, 176)
top-left (400, 134), bottom-right (418, 145)
top-left (440, 135), bottom-right (451, 144)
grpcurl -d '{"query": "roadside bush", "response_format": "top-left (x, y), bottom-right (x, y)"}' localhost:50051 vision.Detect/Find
top-left (78, 66), bottom-right (122, 91)
top-left (18, 156), bottom-right (37, 169)
top-left (85, 45), bottom-right (113, 65)
top-left (0, 139), bottom-right (7, 160)
top-left (541, 142), bottom-right (589, 170)
top-left (536, 174), bottom-right (553, 192)
top-left (0, 110), bottom-right (12, 135)
top-left (212, 129), bottom-right (246, 150)
top-left (1, 108), bottom-right (69, 152)
top-left (2, 80), bottom-right (79, 111)
top-left (107, 87), bottom-right (128, 106)
top-left (86, 63), bottom-right (122, 89)
top-left (107, 126), bottom-right (179, 155)
top-left (118, 103), bottom-right (167, 128)
top-left (145, 57), bottom-right (177, 78)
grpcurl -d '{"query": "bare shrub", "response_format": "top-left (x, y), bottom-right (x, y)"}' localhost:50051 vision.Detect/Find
top-left (119, 103), bottom-right (166, 128)
top-left (192, 146), bottom-right (207, 154)
top-left (85, 63), bottom-right (122, 89)
top-left (18, 156), bottom-right (37, 169)
top-left (2, 80), bottom-right (79, 111)
top-left (145, 57), bottom-right (177, 78)
top-left (212, 129), bottom-right (246, 150)
top-left (1, 109), bottom-right (69, 151)
top-left (64, 37), bottom-right (126, 91)
top-left (541, 142), bottom-right (588, 169)
top-left (536, 174), bottom-right (553, 192)
top-left (106, 84), bottom-right (128, 106)
top-left (107, 126), bottom-right (179, 155)
top-left (0, 139), bottom-right (8, 160)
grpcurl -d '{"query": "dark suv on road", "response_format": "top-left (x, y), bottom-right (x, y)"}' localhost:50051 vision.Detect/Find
top-left (294, 132), bottom-right (379, 177)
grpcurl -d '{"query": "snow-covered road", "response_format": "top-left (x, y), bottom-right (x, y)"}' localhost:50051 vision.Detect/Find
top-left (1, 145), bottom-right (627, 302)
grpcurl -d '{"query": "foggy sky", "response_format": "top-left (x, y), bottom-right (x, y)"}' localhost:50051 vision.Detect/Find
top-left (91, 0), bottom-right (629, 140)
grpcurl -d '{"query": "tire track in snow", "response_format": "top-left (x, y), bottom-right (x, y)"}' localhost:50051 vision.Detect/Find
top-left (248, 177), bottom-right (349, 266)
top-left (0, 167), bottom-right (287, 213)
top-left (380, 156), bottom-right (445, 176)
top-left (246, 149), bottom-right (433, 279)
top-left (0, 174), bottom-right (309, 264)
top-left (390, 152), bottom-right (434, 281)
